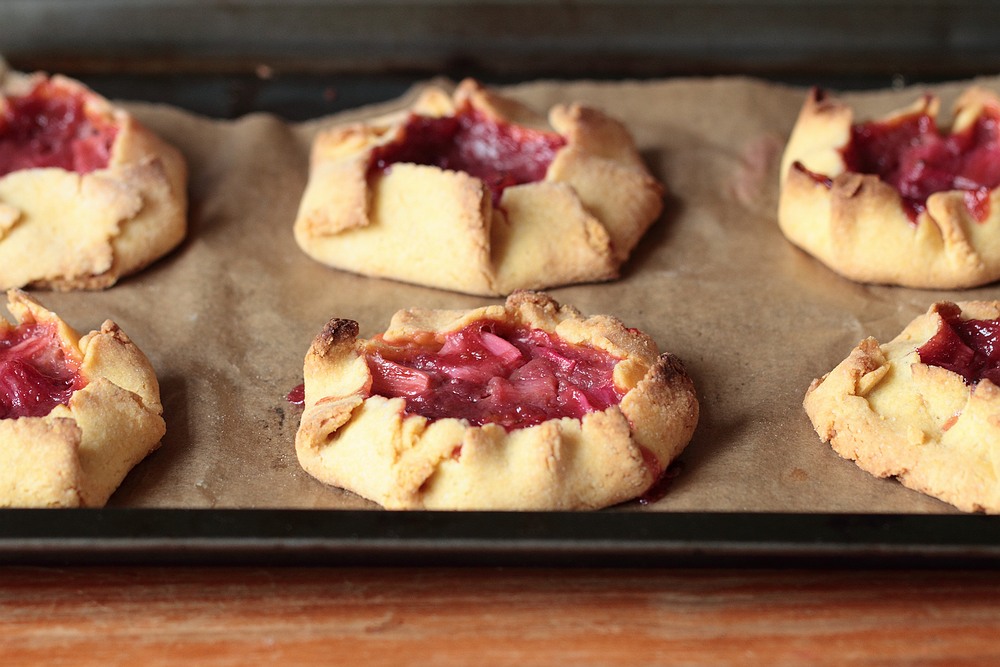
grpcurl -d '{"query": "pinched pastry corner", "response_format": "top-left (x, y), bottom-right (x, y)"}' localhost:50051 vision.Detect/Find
top-left (294, 79), bottom-right (664, 296)
top-left (0, 69), bottom-right (187, 290)
top-left (779, 86), bottom-right (1000, 289)
top-left (804, 300), bottom-right (1000, 513)
top-left (0, 290), bottom-right (165, 507)
top-left (295, 291), bottom-right (699, 510)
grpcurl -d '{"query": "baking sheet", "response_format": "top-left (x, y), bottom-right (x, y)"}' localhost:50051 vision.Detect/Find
top-left (9, 75), bottom-right (1000, 519)
top-left (3, 510), bottom-right (999, 567)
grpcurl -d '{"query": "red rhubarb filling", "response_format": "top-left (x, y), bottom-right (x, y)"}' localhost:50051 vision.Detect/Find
top-left (365, 320), bottom-right (623, 431)
top-left (369, 104), bottom-right (566, 206)
top-left (839, 102), bottom-right (1000, 222)
top-left (0, 79), bottom-right (118, 178)
top-left (286, 383), bottom-right (305, 405)
top-left (917, 303), bottom-right (1000, 386)
top-left (0, 322), bottom-right (85, 419)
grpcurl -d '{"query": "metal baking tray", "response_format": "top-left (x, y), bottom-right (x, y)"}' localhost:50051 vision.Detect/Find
top-left (1, 510), bottom-right (998, 567)
top-left (3, 2), bottom-right (1000, 569)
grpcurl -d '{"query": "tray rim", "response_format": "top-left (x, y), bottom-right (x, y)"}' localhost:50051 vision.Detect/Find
top-left (1, 509), bottom-right (997, 568)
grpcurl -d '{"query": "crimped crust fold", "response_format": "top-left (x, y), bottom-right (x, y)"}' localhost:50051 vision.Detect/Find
top-left (804, 301), bottom-right (1000, 513)
top-left (294, 79), bottom-right (663, 296)
top-left (295, 291), bottom-right (698, 510)
top-left (0, 290), bottom-right (165, 507)
top-left (0, 69), bottom-right (187, 290)
top-left (778, 87), bottom-right (1000, 289)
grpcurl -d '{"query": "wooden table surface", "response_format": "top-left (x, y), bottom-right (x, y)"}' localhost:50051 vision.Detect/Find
top-left (2, 566), bottom-right (998, 665)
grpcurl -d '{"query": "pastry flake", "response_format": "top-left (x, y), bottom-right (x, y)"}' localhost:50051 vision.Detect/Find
top-left (0, 289), bottom-right (165, 507)
top-left (294, 79), bottom-right (663, 296)
top-left (295, 291), bottom-right (699, 510)
top-left (779, 86), bottom-right (1000, 288)
top-left (0, 67), bottom-right (187, 290)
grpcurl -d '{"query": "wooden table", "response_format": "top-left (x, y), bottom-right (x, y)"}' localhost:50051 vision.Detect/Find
top-left (2, 566), bottom-right (998, 665)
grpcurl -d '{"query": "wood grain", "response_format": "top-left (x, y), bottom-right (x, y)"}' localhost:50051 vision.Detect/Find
top-left (1, 567), bottom-right (999, 666)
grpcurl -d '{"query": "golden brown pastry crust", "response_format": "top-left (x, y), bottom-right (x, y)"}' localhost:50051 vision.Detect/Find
top-left (294, 79), bottom-right (663, 296)
top-left (779, 87), bottom-right (1000, 289)
top-left (0, 65), bottom-right (187, 290)
top-left (295, 291), bottom-right (699, 510)
top-left (0, 290), bottom-right (165, 507)
top-left (804, 301), bottom-right (1000, 513)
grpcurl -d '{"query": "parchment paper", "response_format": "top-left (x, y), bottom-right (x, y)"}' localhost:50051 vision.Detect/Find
top-left (28, 75), bottom-right (1000, 512)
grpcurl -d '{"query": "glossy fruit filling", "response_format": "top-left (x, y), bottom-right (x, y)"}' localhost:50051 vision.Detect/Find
top-left (0, 322), bottom-right (85, 419)
top-left (840, 104), bottom-right (1000, 222)
top-left (286, 383), bottom-right (305, 405)
top-left (0, 80), bottom-right (118, 177)
top-left (369, 104), bottom-right (566, 206)
top-left (365, 320), bottom-right (623, 431)
top-left (917, 303), bottom-right (1000, 386)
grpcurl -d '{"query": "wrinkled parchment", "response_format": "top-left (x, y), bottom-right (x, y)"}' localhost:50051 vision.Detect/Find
top-left (24, 75), bottom-right (1000, 512)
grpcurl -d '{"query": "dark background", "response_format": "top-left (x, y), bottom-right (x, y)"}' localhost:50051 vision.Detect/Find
top-left (2, 0), bottom-right (998, 119)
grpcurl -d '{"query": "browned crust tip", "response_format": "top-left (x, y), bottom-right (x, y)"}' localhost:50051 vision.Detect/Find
top-left (312, 318), bottom-right (360, 357)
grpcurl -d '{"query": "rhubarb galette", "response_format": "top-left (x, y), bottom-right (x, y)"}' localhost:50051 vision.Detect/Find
top-left (779, 86), bottom-right (1000, 289)
top-left (805, 301), bottom-right (1000, 513)
top-left (295, 291), bottom-right (698, 510)
top-left (294, 78), bottom-right (664, 296)
top-left (0, 64), bottom-right (187, 290)
top-left (0, 290), bottom-right (165, 507)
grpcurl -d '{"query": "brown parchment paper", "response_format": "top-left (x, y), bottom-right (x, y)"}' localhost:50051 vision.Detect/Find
top-left (24, 75), bottom-right (1000, 512)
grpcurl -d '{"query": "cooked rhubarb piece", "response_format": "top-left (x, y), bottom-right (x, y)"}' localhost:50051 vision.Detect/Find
top-left (0, 321), bottom-right (84, 420)
top-left (366, 320), bottom-right (622, 430)
top-left (0, 79), bottom-right (117, 177)
top-left (917, 302), bottom-right (1000, 385)
top-left (841, 104), bottom-right (1000, 222)
top-left (370, 105), bottom-right (566, 206)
